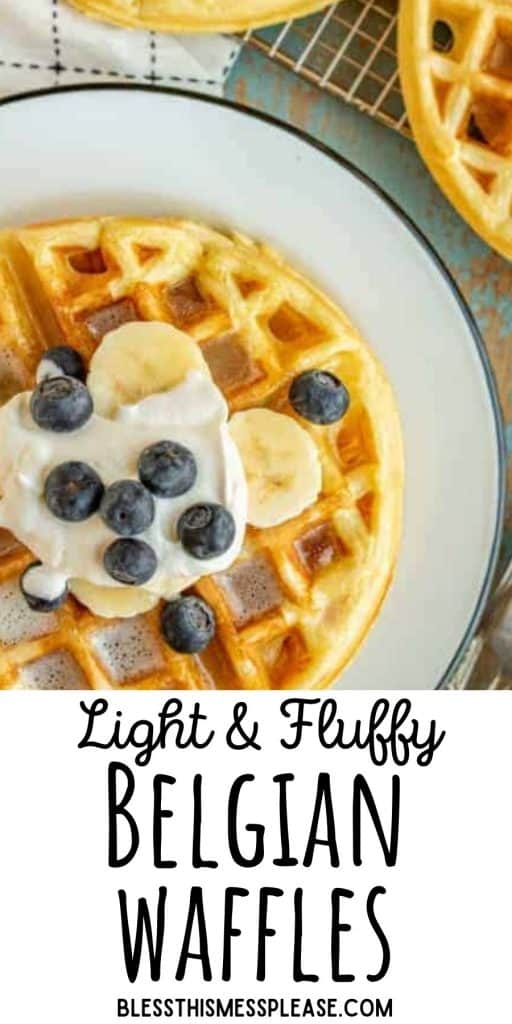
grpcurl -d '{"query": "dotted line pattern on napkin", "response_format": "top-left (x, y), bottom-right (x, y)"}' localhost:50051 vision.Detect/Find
top-left (50, 0), bottom-right (63, 81)
top-left (0, 0), bottom-right (240, 91)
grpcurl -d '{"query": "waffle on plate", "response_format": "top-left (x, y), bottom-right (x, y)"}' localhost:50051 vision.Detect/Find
top-left (0, 217), bottom-right (402, 691)
top-left (400, 0), bottom-right (512, 260)
top-left (66, 0), bottom-right (332, 32)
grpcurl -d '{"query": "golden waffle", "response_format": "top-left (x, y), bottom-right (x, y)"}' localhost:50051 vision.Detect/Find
top-left (66, 0), bottom-right (332, 33)
top-left (0, 216), bottom-right (402, 691)
top-left (400, 0), bottom-right (512, 260)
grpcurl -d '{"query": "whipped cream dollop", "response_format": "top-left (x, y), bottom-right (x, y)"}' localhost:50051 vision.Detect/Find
top-left (0, 370), bottom-right (247, 598)
top-left (36, 356), bottom-right (67, 384)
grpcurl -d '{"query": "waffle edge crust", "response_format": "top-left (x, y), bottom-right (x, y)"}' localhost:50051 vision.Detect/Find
top-left (0, 216), bottom-right (402, 691)
top-left (66, 0), bottom-right (332, 33)
top-left (399, 0), bottom-right (512, 260)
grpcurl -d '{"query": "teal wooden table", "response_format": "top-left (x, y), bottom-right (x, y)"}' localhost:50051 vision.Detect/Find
top-left (227, 47), bottom-right (512, 557)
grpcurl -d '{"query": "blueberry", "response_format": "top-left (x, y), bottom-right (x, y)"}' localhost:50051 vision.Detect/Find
top-left (36, 346), bottom-right (86, 384)
top-left (161, 595), bottom-right (216, 654)
top-left (289, 370), bottom-right (350, 425)
top-left (138, 440), bottom-right (197, 498)
top-left (103, 538), bottom-right (157, 585)
top-left (100, 479), bottom-right (155, 536)
top-left (20, 562), bottom-right (68, 613)
top-left (177, 503), bottom-right (236, 560)
top-left (30, 376), bottom-right (93, 432)
top-left (44, 461), bottom-right (104, 522)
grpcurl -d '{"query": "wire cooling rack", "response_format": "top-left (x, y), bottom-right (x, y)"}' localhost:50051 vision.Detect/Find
top-left (245, 0), bottom-right (408, 135)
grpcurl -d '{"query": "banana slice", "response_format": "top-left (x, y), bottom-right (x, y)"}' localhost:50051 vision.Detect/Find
top-left (88, 321), bottom-right (210, 417)
top-left (229, 408), bottom-right (322, 528)
top-left (70, 579), bottom-right (159, 619)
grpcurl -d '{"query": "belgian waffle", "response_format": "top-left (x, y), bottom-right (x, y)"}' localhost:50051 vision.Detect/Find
top-left (66, 0), bottom-right (332, 33)
top-left (0, 216), bottom-right (402, 690)
top-left (400, 0), bottom-right (512, 260)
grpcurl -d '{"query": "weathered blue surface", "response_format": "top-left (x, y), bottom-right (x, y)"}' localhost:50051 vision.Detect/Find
top-left (227, 47), bottom-right (512, 557)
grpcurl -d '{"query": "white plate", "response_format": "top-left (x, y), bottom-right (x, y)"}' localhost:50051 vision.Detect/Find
top-left (0, 86), bottom-right (504, 690)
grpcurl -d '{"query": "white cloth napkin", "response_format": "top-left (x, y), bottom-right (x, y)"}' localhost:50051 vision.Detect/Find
top-left (0, 0), bottom-right (240, 97)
